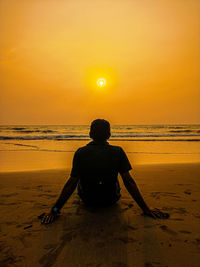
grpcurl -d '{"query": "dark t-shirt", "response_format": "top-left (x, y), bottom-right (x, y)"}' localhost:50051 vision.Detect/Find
top-left (70, 141), bottom-right (132, 205)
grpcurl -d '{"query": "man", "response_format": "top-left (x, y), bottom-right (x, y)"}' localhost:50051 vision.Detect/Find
top-left (41, 119), bottom-right (169, 224)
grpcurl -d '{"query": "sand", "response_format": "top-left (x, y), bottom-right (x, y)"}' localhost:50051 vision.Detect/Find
top-left (0, 163), bottom-right (200, 267)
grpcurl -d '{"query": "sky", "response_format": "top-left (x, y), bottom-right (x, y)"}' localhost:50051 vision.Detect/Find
top-left (0, 0), bottom-right (200, 125)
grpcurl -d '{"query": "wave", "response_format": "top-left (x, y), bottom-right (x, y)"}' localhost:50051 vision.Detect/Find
top-left (0, 134), bottom-right (200, 141)
top-left (168, 130), bottom-right (193, 133)
top-left (0, 134), bottom-right (89, 140)
top-left (13, 129), bottom-right (56, 134)
top-left (9, 129), bottom-right (199, 136)
top-left (12, 127), bottom-right (26, 130)
top-left (168, 126), bottom-right (185, 129)
top-left (112, 139), bottom-right (200, 142)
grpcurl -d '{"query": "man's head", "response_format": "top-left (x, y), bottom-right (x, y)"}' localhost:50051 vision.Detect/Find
top-left (89, 119), bottom-right (111, 142)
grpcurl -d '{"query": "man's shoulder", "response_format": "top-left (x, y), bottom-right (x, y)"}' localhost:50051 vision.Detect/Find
top-left (74, 146), bottom-right (87, 154)
top-left (75, 142), bottom-right (123, 154)
top-left (74, 143), bottom-right (92, 154)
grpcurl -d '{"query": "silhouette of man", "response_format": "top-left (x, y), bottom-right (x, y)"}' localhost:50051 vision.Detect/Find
top-left (41, 119), bottom-right (169, 224)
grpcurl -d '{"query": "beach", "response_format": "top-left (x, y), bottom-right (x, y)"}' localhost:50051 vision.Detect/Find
top-left (0, 162), bottom-right (200, 267)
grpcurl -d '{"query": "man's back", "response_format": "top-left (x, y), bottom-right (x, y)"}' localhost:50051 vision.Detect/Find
top-left (70, 141), bottom-right (132, 205)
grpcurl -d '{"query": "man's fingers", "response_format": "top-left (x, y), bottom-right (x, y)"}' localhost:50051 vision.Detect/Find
top-left (46, 214), bottom-right (53, 224)
top-left (40, 213), bottom-right (58, 224)
top-left (42, 215), bottom-right (49, 224)
top-left (41, 214), bottom-right (51, 224)
top-left (152, 210), bottom-right (162, 218)
top-left (41, 214), bottom-right (47, 224)
top-left (152, 209), bottom-right (170, 219)
top-left (48, 214), bottom-right (55, 224)
top-left (45, 215), bottom-right (51, 224)
top-left (150, 211), bottom-right (157, 219)
top-left (153, 208), bottom-right (164, 218)
top-left (156, 209), bottom-right (169, 219)
top-left (144, 210), bottom-right (156, 219)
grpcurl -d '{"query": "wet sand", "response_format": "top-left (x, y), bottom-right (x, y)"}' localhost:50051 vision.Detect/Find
top-left (0, 163), bottom-right (200, 267)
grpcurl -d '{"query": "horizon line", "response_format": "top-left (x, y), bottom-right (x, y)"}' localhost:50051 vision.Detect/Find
top-left (0, 123), bottom-right (200, 126)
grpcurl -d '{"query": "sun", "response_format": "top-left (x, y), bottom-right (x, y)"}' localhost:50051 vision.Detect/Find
top-left (97, 78), bottom-right (106, 87)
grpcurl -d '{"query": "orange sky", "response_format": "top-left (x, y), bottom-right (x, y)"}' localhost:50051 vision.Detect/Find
top-left (0, 0), bottom-right (200, 125)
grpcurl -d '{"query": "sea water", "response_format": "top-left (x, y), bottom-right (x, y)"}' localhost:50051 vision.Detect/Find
top-left (0, 125), bottom-right (200, 171)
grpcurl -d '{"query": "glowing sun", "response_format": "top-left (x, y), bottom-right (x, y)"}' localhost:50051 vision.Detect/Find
top-left (97, 78), bottom-right (106, 87)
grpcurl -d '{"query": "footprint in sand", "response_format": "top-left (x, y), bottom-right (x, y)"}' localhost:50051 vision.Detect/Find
top-left (151, 192), bottom-right (180, 200)
top-left (112, 262), bottom-right (128, 267)
top-left (6, 221), bottom-right (17, 226)
top-left (159, 225), bottom-right (177, 235)
top-left (1, 193), bottom-right (18, 197)
top-left (145, 263), bottom-right (162, 267)
top-left (162, 207), bottom-right (187, 215)
top-left (191, 238), bottom-right (200, 246)
top-left (44, 243), bottom-right (58, 250)
top-left (121, 225), bottom-right (138, 231)
top-left (18, 186), bottom-right (30, 190)
top-left (184, 190), bottom-right (191, 195)
top-left (127, 225), bottom-right (137, 231)
top-left (171, 218), bottom-right (184, 221)
top-left (193, 214), bottom-right (200, 219)
top-left (0, 244), bottom-right (25, 267)
top-left (145, 263), bottom-right (154, 267)
top-left (176, 184), bottom-right (192, 186)
top-left (39, 232), bottom-right (74, 267)
top-left (33, 185), bottom-right (43, 191)
top-left (179, 230), bottom-right (191, 234)
top-left (37, 193), bottom-right (57, 198)
top-left (195, 238), bottom-right (200, 244)
top-left (120, 202), bottom-right (134, 212)
top-left (118, 237), bottom-right (137, 244)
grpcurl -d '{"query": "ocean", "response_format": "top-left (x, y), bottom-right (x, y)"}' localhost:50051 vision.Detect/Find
top-left (1, 124), bottom-right (200, 141)
top-left (0, 124), bottom-right (200, 171)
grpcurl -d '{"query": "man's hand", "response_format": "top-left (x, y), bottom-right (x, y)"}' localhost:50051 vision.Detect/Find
top-left (143, 208), bottom-right (169, 219)
top-left (39, 212), bottom-right (60, 224)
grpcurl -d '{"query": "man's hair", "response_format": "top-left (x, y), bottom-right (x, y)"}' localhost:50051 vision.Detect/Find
top-left (89, 119), bottom-right (111, 142)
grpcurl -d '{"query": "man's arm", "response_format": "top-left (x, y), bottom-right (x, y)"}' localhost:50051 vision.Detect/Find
top-left (52, 176), bottom-right (79, 211)
top-left (121, 171), bottom-right (150, 213)
top-left (121, 171), bottom-right (169, 219)
top-left (41, 176), bottom-right (79, 224)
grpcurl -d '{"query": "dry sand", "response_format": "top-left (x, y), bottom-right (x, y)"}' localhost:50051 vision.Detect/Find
top-left (0, 163), bottom-right (200, 267)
